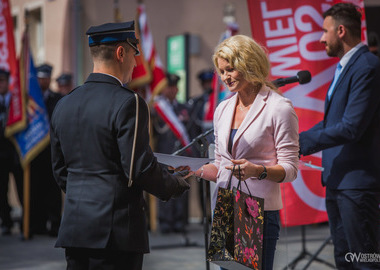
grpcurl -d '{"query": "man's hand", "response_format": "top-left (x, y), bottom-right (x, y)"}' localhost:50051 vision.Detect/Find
top-left (172, 176), bottom-right (190, 198)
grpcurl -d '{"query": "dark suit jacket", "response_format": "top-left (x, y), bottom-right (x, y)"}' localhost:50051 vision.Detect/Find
top-left (300, 45), bottom-right (380, 190)
top-left (50, 73), bottom-right (180, 252)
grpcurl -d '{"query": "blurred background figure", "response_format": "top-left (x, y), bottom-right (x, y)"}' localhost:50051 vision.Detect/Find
top-left (187, 69), bottom-right (214, 224)
top-left (368, 31), bottom-right (379, 57)
top-left (152, 73), bottom-right (190, 234)
top-left (29, 63), bottom-right (62, 237)
top-left (187, 69), bottom-right (214, 149)
top-left (36, 64), bottom-right (62, 119)
top-left (0, 69), bottom-right (23, 236)
top-left (56, 73), bottom-right (73, 96)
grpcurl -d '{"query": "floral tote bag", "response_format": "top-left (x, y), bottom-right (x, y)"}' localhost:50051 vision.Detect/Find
top-left (207, 167), bottom-right (264, 270)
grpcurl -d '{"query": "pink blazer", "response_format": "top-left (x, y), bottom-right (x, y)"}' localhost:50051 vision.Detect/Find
top-left (212, 86), bottom-right (299, 211)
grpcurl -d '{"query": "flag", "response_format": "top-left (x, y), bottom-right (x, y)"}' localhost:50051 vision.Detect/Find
top-left (246, 0), bottom-right (366, 226)
top-left (153, 96), bottom-right (190, 149)
top-left (129, 4), bottom-right (167, 100)
top-left (203, 22), bottom-right (239, 122)
top-left (1, 0), bottom-right (25, 136)
top-left (12, 29), bottom-right (50, 167)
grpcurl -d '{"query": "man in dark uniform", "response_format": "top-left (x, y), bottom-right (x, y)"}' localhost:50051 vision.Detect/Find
top-left (56, 72), bottom-right (73, 95)
top-left (187, 68), bottom-right (214, 143)
top-left (0, 69), bottom-right (23, 235)
top-left (30, 63), bottom-right (62, 236)
top-left (152, 73), bottom-right (190, 234)
top-left (50, 21), bottom-right (190, 270)
top-left (186, 69), bottom-right (215, 225)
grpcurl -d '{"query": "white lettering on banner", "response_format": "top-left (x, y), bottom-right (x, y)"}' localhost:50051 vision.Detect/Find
top-left (294, 6), bottom-right (329, 61)
top-left (0, 4), bottom-right (9, 71)
top-left (267, 37), bottom-right (297, 48)
top-left (291, 169), bottom-right (326, 211)
top-left (263, 18), bottom-right (295, 38)
top-left (261, 2), bottom-right (299, 76)
top-left (261, 2), bottom-right (292, 18)
top-left (269, 45), bottom-right (300, 76)
top-left (299, 32), bottom-right (328, 61)
top-left (284, 65), bottom-right (336, 113)
top-left (262, 3), bottom-right (333, 77)
top-left (294, 6), bottom-right (323, 32)
top-left (262, 2), bottom-right (295, 39)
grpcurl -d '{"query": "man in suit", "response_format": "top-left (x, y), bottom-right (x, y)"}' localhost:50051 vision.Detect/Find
top-left (50, 21), bottom-right (190, 270)
top-left (30, 64), bottom-right (62, 236)
top-left (299, 3), bottom-right (380, 269)
top-left (0, 69), bottom-right (23, 236)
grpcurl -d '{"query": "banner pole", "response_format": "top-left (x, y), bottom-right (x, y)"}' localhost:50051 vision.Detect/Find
top-left (22, 163), bottom-right (30, 240)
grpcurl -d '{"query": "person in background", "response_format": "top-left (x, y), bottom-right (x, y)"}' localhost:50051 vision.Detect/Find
top-left (187, 68), bottom-right (214, 142)
top-left (0, 69), bottom-right (23, 236)
top-left (190, 35), bottom-right (299, 270)
top-left (36, 64), bottom-right (63, 119)
top-left (56, 73), bottom-right (73, 95)
top-left (187, 69), bottom-right (214, 223)
top-left (299, 3), bottom-right (380, 269)
top-left (29, 64), bottom-right (62, 237)
top-left (50, 21), bottom-right (190, 270)
top-left (368, 31), bottom-right (379, 58)
top-left (152, 73), bottom-right (190, 234)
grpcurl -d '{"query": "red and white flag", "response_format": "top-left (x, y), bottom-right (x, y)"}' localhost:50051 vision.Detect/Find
top-left (153, 96), bottom-right (190, 149)
top-left (130, 4), bottom-right (167, 100)
top-left (247, 0), bottom-right (365, 226)
top-left (1, 0), bottom-right (25, 137)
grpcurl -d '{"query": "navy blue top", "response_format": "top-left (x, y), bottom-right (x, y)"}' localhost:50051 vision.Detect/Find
top-left (228, 129), bottom-right (238, 154)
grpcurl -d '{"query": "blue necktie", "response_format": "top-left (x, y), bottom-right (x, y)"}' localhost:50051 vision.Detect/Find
top-left (327, 63), bottom-right (342, 101)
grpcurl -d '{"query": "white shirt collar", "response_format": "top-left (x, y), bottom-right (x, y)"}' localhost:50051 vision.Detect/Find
top-left (339, 43), bottom-right (365, 70)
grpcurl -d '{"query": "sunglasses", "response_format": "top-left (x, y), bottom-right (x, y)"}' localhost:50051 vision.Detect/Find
top-left (127, 38), bottom-right (140, 56)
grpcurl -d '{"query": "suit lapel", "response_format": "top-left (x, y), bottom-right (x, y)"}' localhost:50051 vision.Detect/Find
top-left (222, 94), bottom-right (237, 158)
top-left (325, 46), bottom-right (368, 115)
top-left (232, 88), bottom-right (269, 154)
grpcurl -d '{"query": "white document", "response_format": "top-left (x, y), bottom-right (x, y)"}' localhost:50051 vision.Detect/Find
top-left (154, 153), bottom-right (214, 171)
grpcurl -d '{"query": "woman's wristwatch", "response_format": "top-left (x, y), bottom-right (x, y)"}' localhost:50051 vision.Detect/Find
top-left (258, 165), bottom-right (267, 180)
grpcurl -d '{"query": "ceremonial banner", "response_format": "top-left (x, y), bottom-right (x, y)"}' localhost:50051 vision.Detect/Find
top-left (130, 4), bottom-right (167, 99)
top-left (1, 0), bottom-right (25, 136)
top-left (13, 30), bottom-right (50, 166)
top-left (153, 96), bottom-right (190, 149)
top-left (247, 0), bottom-right (366, 226)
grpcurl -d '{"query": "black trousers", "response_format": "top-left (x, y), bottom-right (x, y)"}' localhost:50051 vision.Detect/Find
top-left (65, 248), bottom-right (144, 270)
top-left (0, 156), bottom-right (23, 228)
top-left (326, 188), bottom-right (380, 270)
top-left (30, 147), bottom-right (61, 234)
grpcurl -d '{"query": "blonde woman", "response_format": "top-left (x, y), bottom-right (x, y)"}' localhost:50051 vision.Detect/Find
top-left (193, 35), bottom-right (299, 269)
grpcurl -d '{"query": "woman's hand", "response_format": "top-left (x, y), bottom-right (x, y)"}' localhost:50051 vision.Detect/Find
top-left (225, 159), bottom-right (261, 181)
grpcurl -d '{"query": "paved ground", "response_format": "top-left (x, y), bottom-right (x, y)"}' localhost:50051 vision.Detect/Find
top-left (0, 221), bottom-right (335, 270)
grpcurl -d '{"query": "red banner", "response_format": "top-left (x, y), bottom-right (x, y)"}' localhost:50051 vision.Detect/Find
top-left (247, 0), bottom-right (366, 226)
top-left (1, 0), bottom-right (25, 136)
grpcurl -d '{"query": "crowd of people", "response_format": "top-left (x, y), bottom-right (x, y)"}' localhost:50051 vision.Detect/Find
top-left (0, 63), bottom-right (73, 237)
top-left (0, 2), bottom-right (379, 270)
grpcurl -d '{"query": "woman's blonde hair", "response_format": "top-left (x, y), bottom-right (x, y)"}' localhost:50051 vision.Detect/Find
top-left (212, 35), bottom-right (276, 90)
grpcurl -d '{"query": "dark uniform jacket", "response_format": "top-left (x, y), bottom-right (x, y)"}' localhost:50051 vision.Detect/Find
top-left (50, 73), bottom-right (180, 253)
